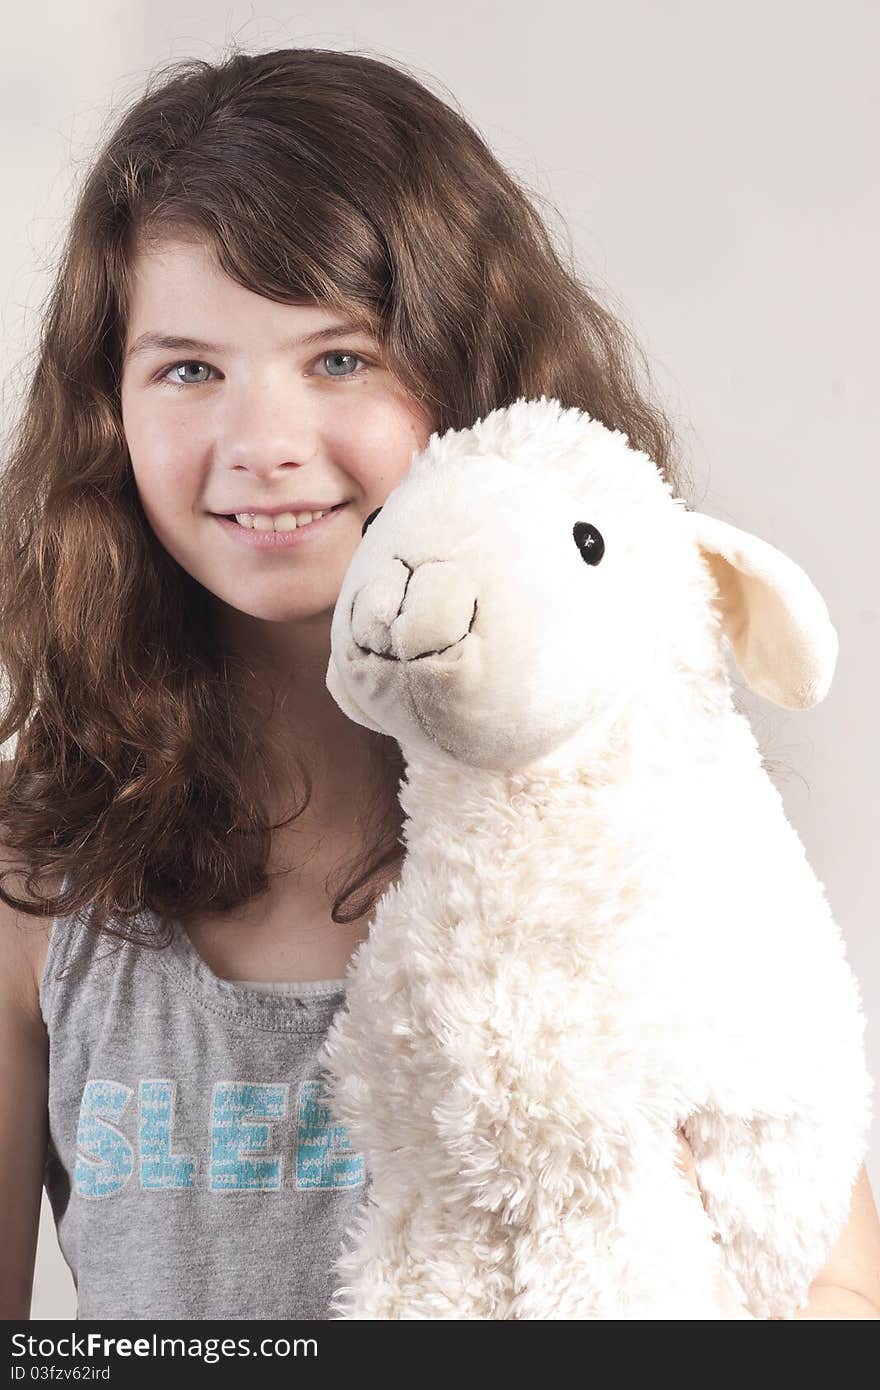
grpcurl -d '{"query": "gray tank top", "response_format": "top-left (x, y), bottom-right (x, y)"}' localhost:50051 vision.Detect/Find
top-left (39, 877), bottom-right (370, 1320)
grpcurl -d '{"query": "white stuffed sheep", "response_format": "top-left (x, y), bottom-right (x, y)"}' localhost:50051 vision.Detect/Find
top-left (318, 395), bottom-right (873, 1320)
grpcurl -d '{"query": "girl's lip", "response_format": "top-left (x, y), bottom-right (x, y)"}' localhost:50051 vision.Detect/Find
top-left (210, 501), bottom-right (350, 548)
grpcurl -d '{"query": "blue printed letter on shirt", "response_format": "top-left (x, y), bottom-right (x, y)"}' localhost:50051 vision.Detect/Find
top-left (75, 1079), bottom-right (135, 1199)
top-left (139, 1080), bottom-right (197, 1189)
top-left (295, 1078), bottom-right (365, 1190)
top-left (209, 1081), bottom-right (288, 1191)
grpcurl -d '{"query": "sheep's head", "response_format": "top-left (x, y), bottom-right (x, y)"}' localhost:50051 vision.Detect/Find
top-left (327, 397), bottom-right (838, 773)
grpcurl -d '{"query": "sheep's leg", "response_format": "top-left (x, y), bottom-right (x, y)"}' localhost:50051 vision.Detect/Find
top-left (328, 1185), bottom-right (516, 1319)
top-left (504, 1137), bottom-right (725, 1319)
top-left (682, 1108), bottom-right (866, 1320)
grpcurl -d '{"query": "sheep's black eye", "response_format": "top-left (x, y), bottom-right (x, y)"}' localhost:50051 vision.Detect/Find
top-left (361, 506), bottom-right (382, 538)
top-left (573, 521), bottom-right (604, 565)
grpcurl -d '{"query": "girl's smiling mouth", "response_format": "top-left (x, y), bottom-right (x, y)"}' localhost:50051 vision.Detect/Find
top-left (210, 501), bottom-right (350, 548)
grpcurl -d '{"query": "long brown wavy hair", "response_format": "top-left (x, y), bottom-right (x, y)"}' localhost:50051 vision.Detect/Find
top-left (0, 43), bottom-right (709, 950)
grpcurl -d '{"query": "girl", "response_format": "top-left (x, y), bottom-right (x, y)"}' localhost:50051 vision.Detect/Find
top-left (0, 45), bottom-right (877, 1321)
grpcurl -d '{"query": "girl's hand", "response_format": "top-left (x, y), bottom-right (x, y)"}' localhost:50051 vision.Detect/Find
top-left (675, 1127), bottom-right (758, 1319)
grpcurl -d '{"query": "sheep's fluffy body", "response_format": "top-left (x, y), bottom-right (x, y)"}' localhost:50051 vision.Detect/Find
top-left (318, 397), bottom-right (872, 1319)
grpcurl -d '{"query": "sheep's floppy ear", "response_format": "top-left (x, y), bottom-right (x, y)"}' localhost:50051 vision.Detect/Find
top-left (681, 510), bottom-right (839, 709)
top-left (325, 654), bottom-right (387, 734)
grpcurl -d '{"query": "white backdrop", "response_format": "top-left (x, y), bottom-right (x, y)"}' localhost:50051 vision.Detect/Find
top-left (2, 0), bottom-right (877, 1321)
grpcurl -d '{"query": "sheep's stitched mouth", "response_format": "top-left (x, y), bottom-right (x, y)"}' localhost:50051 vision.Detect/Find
top-left (355, 636), bottom-right (463, 662)
top-left (354, 599), bottom-right (478, 662)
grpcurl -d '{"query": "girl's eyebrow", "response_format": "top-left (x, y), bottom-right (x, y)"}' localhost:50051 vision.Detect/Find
top-left (123, 318), bottom-right (375, 364)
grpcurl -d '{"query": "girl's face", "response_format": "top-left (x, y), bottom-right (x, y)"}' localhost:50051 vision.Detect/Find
top-left (119, 237), bottom-right (435, 634)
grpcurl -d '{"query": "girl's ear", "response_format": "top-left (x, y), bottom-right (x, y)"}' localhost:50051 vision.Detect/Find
top-left (680, 510), bottom-right (839, 710)
top-left (325, 653), bottom-right (386, 734)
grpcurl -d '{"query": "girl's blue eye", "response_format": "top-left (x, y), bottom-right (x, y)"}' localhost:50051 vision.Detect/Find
top-left (161, 361), bottom-right (214, 387)
top-left (158, 350), bottom-right (369, 389)
top-left (321, 351), bottom-right (367, 378)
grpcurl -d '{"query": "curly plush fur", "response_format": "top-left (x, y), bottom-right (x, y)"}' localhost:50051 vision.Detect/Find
top-left (317, 396), bottom-right (873, 1319)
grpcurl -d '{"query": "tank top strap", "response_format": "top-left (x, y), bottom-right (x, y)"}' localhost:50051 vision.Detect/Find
top-left (38, 869), bottom-right (155, 1029)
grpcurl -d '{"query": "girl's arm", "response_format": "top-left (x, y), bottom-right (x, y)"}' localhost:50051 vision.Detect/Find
top-left (790, 1165), bottom-right (880, 1319)
top-left (0, 861), bottom-right (50, 1319)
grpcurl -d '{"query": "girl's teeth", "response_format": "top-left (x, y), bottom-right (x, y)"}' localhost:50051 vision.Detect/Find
top-left (234, 509), bottom-right (324, 531)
